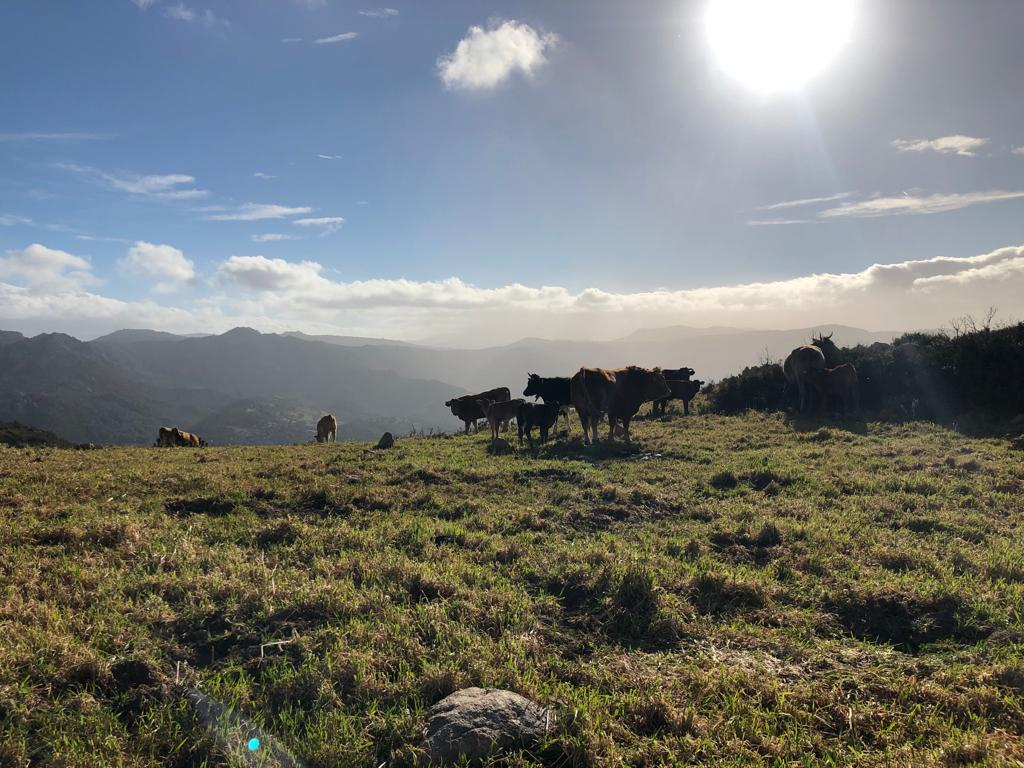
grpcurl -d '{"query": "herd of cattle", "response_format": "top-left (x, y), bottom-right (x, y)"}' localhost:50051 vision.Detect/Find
top-left (444, 367), bottom-right (704, 446)
top-left (153, 337), bottom-right (858, 449)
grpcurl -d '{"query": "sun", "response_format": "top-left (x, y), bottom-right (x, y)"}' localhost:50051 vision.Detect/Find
top-left (705, 0), bottom-right (855, 93)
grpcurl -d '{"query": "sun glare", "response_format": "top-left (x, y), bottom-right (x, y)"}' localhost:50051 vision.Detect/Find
top-left (705, 0), bottom-right (855, 93)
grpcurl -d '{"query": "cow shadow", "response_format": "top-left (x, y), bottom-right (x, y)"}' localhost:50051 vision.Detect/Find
top-left (527, 434), bottom-right (646, 462)
top-left (786, 412), bottom-right (869, 435)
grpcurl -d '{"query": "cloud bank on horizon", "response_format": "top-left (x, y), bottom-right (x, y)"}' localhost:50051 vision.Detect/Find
top-left (0, 241), bottom-right (1020, 342)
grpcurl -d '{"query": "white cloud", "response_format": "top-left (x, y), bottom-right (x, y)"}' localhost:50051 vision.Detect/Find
top-left (77, 235), bottom-right (129, 243)
top-left (891, 135), bottom-right (989, 157)
top-left (314, 32), bottom-right (359, 44)
top-left (205, 203), bottom-right (314, 221)
top-left (163, 3), bottom-right (196, 21)
top-left (253, 172), bottom-right (276, 179)
top-left (120, 241), bottom-right (196, 293)
top-left (130, 0), bottom-right (158, 8)
top-left (1012, 146), bottom-right (1024, 157)
top-left (438, 20), bottom-right (559, 90)
top-left (0, 214), bottom-right (32, 227)
top-left (0, 132), bottom-right (111, 142)
top-left (212, 247), bottom-right (1024, 340)
top-left (359, 8), bottom-right (398, 17)
top-left (55, 162), bottom-right (207, 200)
top-left (250, 233), bottom-right (301, 243)
top-left (746, 219), bottom-right (809, 226)
top-left (294, 0), bottom-right (327, 8)
top-left (161, 4), bottom-right (227, 27)
top-left (820, 190), bottom-right (1024, 219)
top-left (293, 216), bottom-right (345, 234)
top-left (281, 37), bottom-right (303, 43)
top-left (317, 154), bottom-right (342, 160)
top-left (0, 244), bottom-right (97, 292)
top-left (754, 192), bottom-right (853, 211)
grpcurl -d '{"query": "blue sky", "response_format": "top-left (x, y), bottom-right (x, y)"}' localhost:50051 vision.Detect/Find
top-left (2, 0), bottom-right (1024, 342)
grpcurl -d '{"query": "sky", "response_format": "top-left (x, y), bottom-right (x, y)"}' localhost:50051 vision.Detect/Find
top-left (2, 0), bottom-right (1024, 344)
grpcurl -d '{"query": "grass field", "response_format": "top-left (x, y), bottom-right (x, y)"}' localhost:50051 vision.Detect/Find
top-left (2, 412), bottom-right (1023, 767)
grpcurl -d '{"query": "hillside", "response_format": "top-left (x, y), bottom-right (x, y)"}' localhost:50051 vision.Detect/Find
top-left (1, 414), bottom-right (1022, 766)
top-left (0, 421), bottom-right (72, 448)
top-left (0, 329), bottom-right (462, 445)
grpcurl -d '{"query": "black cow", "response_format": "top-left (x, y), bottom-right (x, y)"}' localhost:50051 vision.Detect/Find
top-left (523, 373), bottom-right (572, 429)
top-left (517, 402), bottom-right (560, 447)
top-left (651, 379), bottom-right (704, 417)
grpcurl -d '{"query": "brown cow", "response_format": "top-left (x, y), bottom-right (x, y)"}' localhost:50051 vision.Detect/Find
top-left (156, 426), bottom-right (176, 447)
top-left (445, 387), bottom-right (511, 434)
top-left (173, 428), bottom-right (203, 447)
top-left (481, 398), bottom-right (525, 442)
top-left (315, 414), bottom-right (338, 443)
top-left (783, 345), bottom-right (826, 413)
top-left (813, 363), bottom-right (860, 417)
top-left (570, 366), bottom-right (670, 444)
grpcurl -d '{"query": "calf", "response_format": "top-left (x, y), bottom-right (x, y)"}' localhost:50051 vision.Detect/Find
top-left (482, 398), bottom-right (525, 442)
top-left (517, 401), bottom-right (560, 447)
top-left (523, 373), bottom-right (572, 429)
top-left (651, 379), bottom-right (704, 417)
top-left (812, 363), bottom-right (859, 417)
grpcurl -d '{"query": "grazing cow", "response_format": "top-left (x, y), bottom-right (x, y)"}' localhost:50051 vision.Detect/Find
top-left (783, 345), bottom-right (826, 413)
top-left (481, 398), bottom-right (525, 442)
top-left (445, 387), bottom-right (511, 434)
top-left (651, 379), bottom-right (704, 417)
top-left (315, 414), bottom-right (338, 443)
top-left (523, 374), bottom-right (573, 429)
top-left (813, 363), bottom-right (860, 417)
top-left (517, 401), bottom-right (560, 447)
top-left (570, 366), bottom-right (670, 444)
top-left (156, 426), bottom-right (176, 447)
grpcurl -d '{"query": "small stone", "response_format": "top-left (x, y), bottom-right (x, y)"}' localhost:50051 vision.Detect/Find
top-left (376, 432), bottom-right (395, 449)
top-left (422, 687), bottom-right (555, 764)
top-left (488, 438), bottom-right (512, 454)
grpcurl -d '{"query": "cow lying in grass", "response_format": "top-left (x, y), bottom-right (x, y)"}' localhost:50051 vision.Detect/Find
top-left (156, 426), bottom-right (205, 447)
top-left (517, 401), bottom-right (560, 447)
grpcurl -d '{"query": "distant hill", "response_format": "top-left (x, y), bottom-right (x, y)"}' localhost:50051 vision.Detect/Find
top-left (0, 421), bottom-right (72, 448)
top-left (1, 329), bottom-right (462, 445)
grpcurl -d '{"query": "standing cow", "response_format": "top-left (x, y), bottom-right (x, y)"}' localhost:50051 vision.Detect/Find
top-left (523, 374), bottom-right (573, 430)
top-left (445, 387), bottom-right (511, 434)
top-left (783, 345), bottom-right (826, 413)
top-left (570, 366), bottom-right (670, 444)
top-left (315, 414), bottom-right (338, 443)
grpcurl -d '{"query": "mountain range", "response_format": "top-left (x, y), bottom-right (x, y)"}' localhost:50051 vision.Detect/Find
top-left (0, 323), bottom-right (896, 445)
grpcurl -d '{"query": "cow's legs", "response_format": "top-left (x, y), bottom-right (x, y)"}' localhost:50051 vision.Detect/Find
top-left (622, 416), bottom-right (632, 443)
top-left (577, 409), bottom-right (591, 444)
top-left (683, 399), bottom-right (690, 416)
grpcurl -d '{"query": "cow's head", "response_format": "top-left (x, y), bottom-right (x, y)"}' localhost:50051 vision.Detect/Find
top-left (523, 373), bottom-right (542, 398)
top-left (315, 432), bottom-right (325, 443)
top-left (645, 369), bottom-right (672, 402)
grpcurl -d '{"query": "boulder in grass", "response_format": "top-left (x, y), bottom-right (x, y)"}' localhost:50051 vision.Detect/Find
top-left (422, 687), bottom-right (555, 764)
top-left (376, 432), bottom-right (395, 449)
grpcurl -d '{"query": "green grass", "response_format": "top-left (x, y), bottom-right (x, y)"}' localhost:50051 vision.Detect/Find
top-left (2, 413), bottom-right (1023, 766)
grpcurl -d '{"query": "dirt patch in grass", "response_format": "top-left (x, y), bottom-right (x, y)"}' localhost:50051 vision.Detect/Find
top-left (164, 495), bottom-right (242, 517)
top-left (688, 572), bottom-right (768, 614)
top-left (825, 588), bottom-right (994, 652)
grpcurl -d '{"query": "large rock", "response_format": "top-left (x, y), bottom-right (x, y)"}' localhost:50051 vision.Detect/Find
top-left (422, 687), bottom-right (555, 764)
top-left (376, 432), bottom-right (395, 449)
